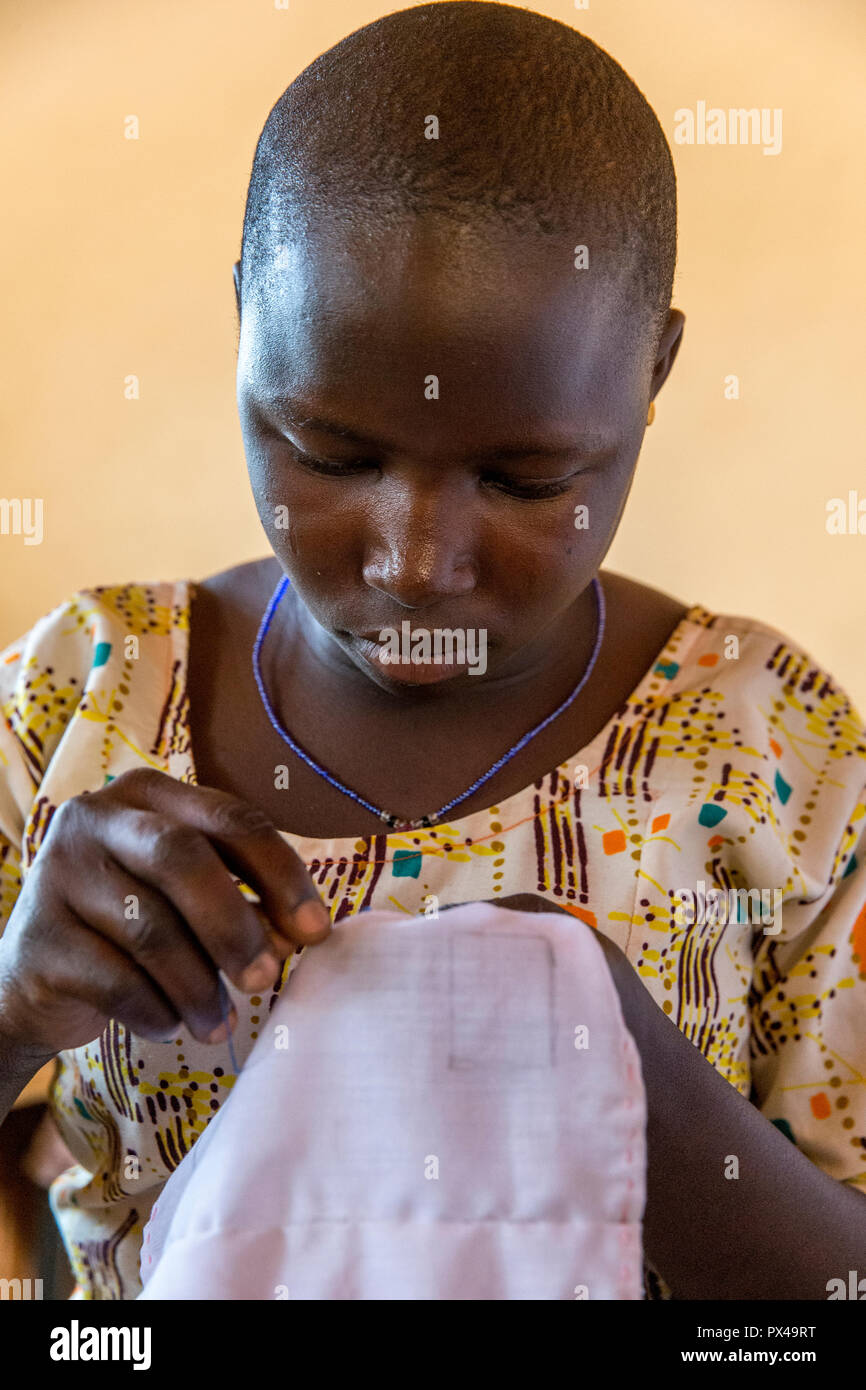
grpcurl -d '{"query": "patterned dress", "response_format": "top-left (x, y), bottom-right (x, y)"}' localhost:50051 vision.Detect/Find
top-left (1, 578), bottom-right (865, 1300)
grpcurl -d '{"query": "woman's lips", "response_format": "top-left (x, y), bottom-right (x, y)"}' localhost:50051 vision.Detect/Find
top-left (351, 634), bottom-right (469, 685)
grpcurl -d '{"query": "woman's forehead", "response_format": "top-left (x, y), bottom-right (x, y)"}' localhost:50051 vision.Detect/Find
top-left (243, 216), bottom-right (645, 362)
top-left (239, 283), bottom-right (649, 452)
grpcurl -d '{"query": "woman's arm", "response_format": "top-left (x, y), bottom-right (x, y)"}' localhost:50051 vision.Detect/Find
top-left (0, 1029), bottom-right (56, 1130)
top-left (602, 928), bottom-right (866, 1300)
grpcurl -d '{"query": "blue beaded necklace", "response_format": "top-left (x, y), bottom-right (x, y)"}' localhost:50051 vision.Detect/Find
top-left (252, 575), bottom-right (606, 832)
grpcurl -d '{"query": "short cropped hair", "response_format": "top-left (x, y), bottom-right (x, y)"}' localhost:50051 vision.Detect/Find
top-left (239, 1), bottom-right (677, 349)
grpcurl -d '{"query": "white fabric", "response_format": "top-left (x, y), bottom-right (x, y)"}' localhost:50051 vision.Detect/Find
top-left (138, 903), bottom-right (646, 1300)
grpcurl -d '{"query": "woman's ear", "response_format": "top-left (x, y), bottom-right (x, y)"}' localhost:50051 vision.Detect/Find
top-left (650, 309), bottom-right (685, 400)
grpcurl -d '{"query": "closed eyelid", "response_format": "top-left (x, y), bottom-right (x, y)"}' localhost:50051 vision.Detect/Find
top-left (281, 445), bottom-right (589, 500)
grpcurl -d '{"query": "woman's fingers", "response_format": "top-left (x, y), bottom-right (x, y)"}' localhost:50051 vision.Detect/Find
top-left (84, 806), bottom-right (286, 986)
top-left (60, 854), bottom-right (249, 1044)
top-left (0, 898), bottom-right (182, 1051)
top-left (0, 768), bottom-right (333, 1058)
top-left (92, 768), bottom-right (332, 949)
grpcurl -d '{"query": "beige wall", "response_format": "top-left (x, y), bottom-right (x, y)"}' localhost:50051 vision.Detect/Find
top-left (2, 0), bottom-right (864, 702)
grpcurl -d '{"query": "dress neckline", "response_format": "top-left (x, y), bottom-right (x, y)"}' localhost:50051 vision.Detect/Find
top-left (171, 578), bottom-right (712, 854)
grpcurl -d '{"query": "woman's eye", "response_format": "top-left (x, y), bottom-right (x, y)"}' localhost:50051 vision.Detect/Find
top-left (483, 473), bottom-right (578, 500)
top-left (285, 445), bottom-right (373, 476)
top-left (283, 441), bottom-right (578, 499)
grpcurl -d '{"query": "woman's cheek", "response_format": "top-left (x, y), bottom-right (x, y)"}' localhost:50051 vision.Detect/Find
top-left (485, 490), bottom-right (606, 593)
top-left (565, 468), bottom-right (632, 565)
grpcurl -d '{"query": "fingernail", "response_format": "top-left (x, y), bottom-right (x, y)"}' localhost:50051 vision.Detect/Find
top-left (207, 1008), bottom-right (237, 1045)
top-left (239, 951), bottom-right (281, 992)
top-left (295, 899), bottom-right (331, 937)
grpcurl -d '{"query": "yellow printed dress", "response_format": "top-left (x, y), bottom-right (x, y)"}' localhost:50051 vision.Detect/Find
top-left (1, 578), bottom-right (865, 1299)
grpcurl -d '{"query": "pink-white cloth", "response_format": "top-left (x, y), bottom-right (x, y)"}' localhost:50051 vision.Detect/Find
top-left (138, 902), bottom-right (646, 1300)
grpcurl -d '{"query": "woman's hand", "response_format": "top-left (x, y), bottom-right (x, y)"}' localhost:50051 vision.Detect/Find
top-left (0, 767), bottom-right (331, 1058)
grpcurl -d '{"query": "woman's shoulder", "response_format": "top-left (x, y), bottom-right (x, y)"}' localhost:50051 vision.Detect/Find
top-left (0, 578), bottom-right (193, 790)
top-left (602, 571), bottom-right (864, 727)
top-left (672, 595), bottom-right (864, 722)
top-left (1, 576), bottom-right (191, 655)
top-left (605, 575), bottom-right (866, 829)
top-left (603, 568), bottom-right (854, 704)
top-left (646, 593), bottom-right (866, 866)
top-left (0, 577), bottom-right (192, 691)
top-left (610, 572), bottom-right (849, 671)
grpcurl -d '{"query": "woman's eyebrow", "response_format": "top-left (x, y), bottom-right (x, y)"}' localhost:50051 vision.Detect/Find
top-left (264, 398), bottom-right (615, 461)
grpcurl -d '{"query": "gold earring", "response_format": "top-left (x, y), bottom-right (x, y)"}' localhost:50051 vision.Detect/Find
top-left (647, 400), bottom-right (656, 425)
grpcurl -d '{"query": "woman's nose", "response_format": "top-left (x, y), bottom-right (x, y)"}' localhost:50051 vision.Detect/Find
top-left (362, 479), bottom-right (477, 609)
